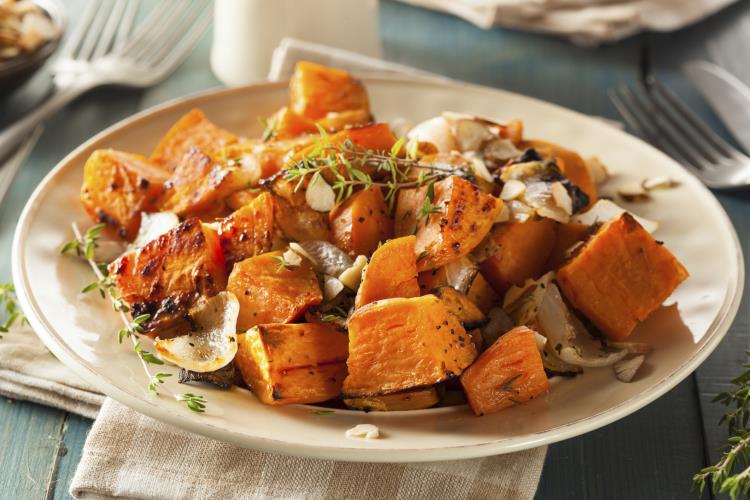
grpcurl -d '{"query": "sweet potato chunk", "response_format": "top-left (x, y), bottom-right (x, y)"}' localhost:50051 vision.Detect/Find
top-left (290, 61), bottom-right (370, 120)
top-left (414, 176), bottom-right (503, 272)
top-left (344, 387), bottom-right (439, 411)
top-left (524, 140), bottom-right (596, 209)
top-left (290, 123), bottom-right (398, 170)
top-left (432, 286), bottom-right (486, 329)
top-left (266, 106), bottom-right (318, 140)
top-left (480, 218), bottom-right (557, 295)
top-left (343, 295), bottom-right (477, 398)
top-left (330, 186), bottom-right (393, 257)
top-left (547, 222), bottom-right (591, 270)
top-left (80, 149), bottom-right (170, 240)
top-left (218, 193), bottom-right (283, 266)
top-left (355, 236), bottom-right (420, 308)
top-left (220, 137), bottom-right (314, 186)
top-left (466, 273), bottom-right (500, 313)
top-left (227, 251), bottom-right (323, 331)
top-left (394, 185), bottom-right (427, 237)
top-left (460, 326), bottom-right (549, 416)
top-left (235, 323), bottom-right (348, 405)
top-left (316, 109), bottom-right (372, 132)
top-left (557, 213), bottom-right (688, 341)
top-left (151, 109), bottom-right (237, 170)
top-left (159, 148), bottom-right (253, 218)
top-left (108, 219), bottom-right (227, 335)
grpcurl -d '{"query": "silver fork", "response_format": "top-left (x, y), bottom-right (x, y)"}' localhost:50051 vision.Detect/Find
top-left (609, 77), bottom-right (750, 188)
top-left (0, 0), bottom-right (211, 166)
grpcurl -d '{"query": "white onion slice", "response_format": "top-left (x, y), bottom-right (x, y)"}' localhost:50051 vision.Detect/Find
top-left (292, 240), bottom-right (353, 277)
top-left (407, 116), bottom-right (456, 153)
top-left (131, 212), bottom-right (180, 250)
top-left (572, 199), bottom-right (658, 233)
top-left (305, 173), bottom-right (336, 212)
top-left (444, 256), bottom-right (478, 294)
top-left (154, 292), bottom-right (240, 373)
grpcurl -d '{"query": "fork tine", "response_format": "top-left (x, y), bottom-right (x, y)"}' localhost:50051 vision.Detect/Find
top-left (91, 0), bottom-right (129, 59)
top-left (76, 2), bottom-right (110, 60)
top-left (114, 0), bottom-right (141, 50)
top-left (142, 1), bottom-right (210, 67)
top-left (647, 77), bottom-right (744, 160)
top-left (156, 6), bottom-right (212, 76)
top-left (117, 1), bottom-right (176, 59)
top-left (57, 1), bottom-right (98, 60)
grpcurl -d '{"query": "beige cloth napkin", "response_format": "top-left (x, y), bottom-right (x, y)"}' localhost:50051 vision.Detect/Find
top-left (396, 0), bottom-right (738, 44)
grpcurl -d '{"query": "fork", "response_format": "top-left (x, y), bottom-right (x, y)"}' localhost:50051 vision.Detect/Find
top-left (0, 0), bottom-right (211, 167)
top-left (609, 77), bottom-right (750, 188)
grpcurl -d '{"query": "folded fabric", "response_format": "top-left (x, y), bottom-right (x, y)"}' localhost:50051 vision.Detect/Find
top-left (395, 0), bottom-right (738, 44)
top-left (71, 398), bottom-right (546, 500)
top-left (0, 324), bottom-right (102, 419)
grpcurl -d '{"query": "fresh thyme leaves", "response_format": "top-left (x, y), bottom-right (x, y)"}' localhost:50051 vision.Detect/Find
top-left (67, 222), bottom-right (208, 412)
top-left (273, 254), bottom-right (295, 272)
top-left (259, 116), bottom-right (278, 142)
top-left (417, 180), bottom-right (442, 225)
top-left (282, 134), bottom-right (470, 210)
top-left (148, 372), bottom-right (172, 396)
top-left (320, 306), bottom-right (348, 323)
top-left (0, 283), bottom-right (25, 338)
top-left (61, 222), bottom-right (105, 260)
top-left (416, 251), bottom-right (429, 263)
top-left (694, 354), bottom-right (750, 499)
top-left (502, 374), bottom-right (522, 393)
top-left (134, 339), bottom-right (164, 365)
top-left (176, 393), bottom-right (207, 413)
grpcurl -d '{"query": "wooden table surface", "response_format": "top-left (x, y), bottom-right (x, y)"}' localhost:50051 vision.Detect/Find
top-left (1, 1), bottom-right (749, 498)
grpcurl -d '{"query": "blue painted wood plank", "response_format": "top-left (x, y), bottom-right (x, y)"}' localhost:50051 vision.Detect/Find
top-left (52, 413), bottom-right (91, 500)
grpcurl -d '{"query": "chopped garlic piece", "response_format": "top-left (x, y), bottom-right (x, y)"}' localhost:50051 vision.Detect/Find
top-left (282, 248), bottom-right (302, 267)
top-left (338, 255), bottom-right (368, 290)
top-left (584, 156), bottom-right (610, 185)
top-left (642, 176), bottom-right (678, 191)
top-left (323, 276), bottom-right (345, 301)
top-left (500, 179), bottom-right (526, 200)
top-left (346, 424), bottom-right (380, 439)
top-left (550, 182), bottom-right (573, 215)
top-left (617, 182), bottom-right (650, 202)
top-left (305, 173), bottom-right (336, 212)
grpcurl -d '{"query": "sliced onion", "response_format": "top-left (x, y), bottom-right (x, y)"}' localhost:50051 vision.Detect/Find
top-left (572, 199), bottom-right (658, 233)
top-left (483, 138), bottom-right (521, 163)
top-left (323, 275), bottom-right (345, 301)
top-left (500, 179), bottom-right (526, 200)
top-left (131, 212), bottom-right (179, 250)
top-left (464, 151), bottom-right (494, 183)
top-left (292, 240), bottom-right (353, 277)
top-left (452, 119), bottom-right (493, 152)
top-left (470, 233), bottom-right (499, 263)
top-left (407, 116), bottom-right (456, 153)
top-left (584, 156), bottom-right (609, 185)
top-left (444, 256), bottom-right (478, 294)
top-left (551, 182), bottom-right (573, 215)
top-left (305, 173), bottom-right (336, 212)
top-left (154, 292), bottom-right (240, 373)
top-left (614, 355), bottom-right (645, 382)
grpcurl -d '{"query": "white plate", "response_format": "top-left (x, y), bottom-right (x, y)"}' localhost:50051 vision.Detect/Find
top-left (12, 77), bottom-right (743, 462)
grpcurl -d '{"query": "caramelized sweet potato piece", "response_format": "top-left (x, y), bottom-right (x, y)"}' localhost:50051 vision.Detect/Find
top-left (218, 193), bottom-right (283, 266)
top-left (431, 286), bottom-right (486, 329)
top-left (394, 185), bottom-right (427, 237)
top-left (354, 235), bottom-right (420, 308)
top-left (290, 123), bottom-right (398, 170)
top-left (547, 222), bottom-right (591, 269)
top-left (151, 109), bottom-right (237, 170)
top-left (343, 295), bottom-right (477, 398)
top-left (235, 323), bottom-right (348, 405)
top-left (344, 387), bottom-right (439, 411)
top-left (557, 213), bottom-right (688, 341)
top-left (461, 326), bottom-right (549, 416)
top-left (330, 186), bottom-right (393, 257)
top-left (289, 61), bottom-right (370, 120)
top-left (466, 273), bottom-right (500, 313)
top-left (266, 106), bottom-right (317, 140)
top-left (80, 149), bottom-right (170, 241)
top-left (220, 137), bottom-right (314, 186)
top-left (413, 176), bottom-right (503, 272)
top-left (227, 251), bottom-right (323, 331)
top-left (226, 189), bottom-right (261, 211)
top-left (480, 218), bottom-right (557, 295)
top-left (159, 148), bottom-right (252, 218)
top-left (108, 218), bottom-right (227, 335)
top-left (524, 140), bottom-right (596, 209)
top-left (316, 109), bottom-right (372, 132)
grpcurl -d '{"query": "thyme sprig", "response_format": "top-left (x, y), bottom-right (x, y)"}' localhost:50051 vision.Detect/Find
top-left (0, 282), bottom-right (25, 338)
top-left (66, 223), bottom-right (207, 411)
top-left (693, 351), bottom-right (750, 499)
top-left (282, 133), bottom-right (472, 209)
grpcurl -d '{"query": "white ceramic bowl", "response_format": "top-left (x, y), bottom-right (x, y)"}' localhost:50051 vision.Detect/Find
top-left (12, 76), bottom-right (743, 462)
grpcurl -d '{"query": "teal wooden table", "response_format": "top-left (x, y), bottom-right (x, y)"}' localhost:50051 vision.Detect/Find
top-left (1, 1), bottom-right (748, 498)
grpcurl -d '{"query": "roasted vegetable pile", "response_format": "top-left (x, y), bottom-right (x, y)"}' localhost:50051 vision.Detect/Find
top-left (75, 61), bottom-right (688, 416)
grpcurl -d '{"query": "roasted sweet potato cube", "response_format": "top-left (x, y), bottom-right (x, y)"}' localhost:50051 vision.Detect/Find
top-left (289, 61), bottom-right (370, 120)
top-left (159, 148), bottom-right (253, 218)
top-left (227, 251), bottom-right (323, 331)
top-left (466, 273), bottom-right (500, 313)
top-left (266, 106), bottom-right (318, 140)
top-left (431, 286), bottom-right (486, 329)
top-left (316, 109), bottom-right (372, 133)
top-left (151, 109), bottom-right (238, 170)
top-left (80, 149), bottom-right (170, 240)
top-left (330, 186), bottom-right (393, 257)
top-left (108, 218), bottom-right (227, 335)
top-left (461, 326), bottom-right (549, 416)
top-left (557, 213), bottom-right (688, 341)
top-left (355, 236), bottom-right (420, 308)
top-left (394, 185), bottom-right (427, 237)
top-left (546, 222), bottom-right (591, 270)
top-left (524, 140), bottom-right (596, 209)
top-left (480, 218), bottom-right (557, 295)
top-left (413, 176), bottom-right (503, 272)
top-left (343, 295), bottom-right (477, 398)
top-left (220, 136), bottom-right (314, 186)
top-left (344, 387), bottom-right (439, 411)
top-left (218, 192), bottom-right (284, 266)
top-left (235, 323), bottom-right (349, 405)
top-left (226, 189), bottom-right (261, 211)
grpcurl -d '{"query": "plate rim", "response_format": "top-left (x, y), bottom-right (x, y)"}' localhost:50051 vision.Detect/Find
top-left (11, 75), bottom-right (745, 462)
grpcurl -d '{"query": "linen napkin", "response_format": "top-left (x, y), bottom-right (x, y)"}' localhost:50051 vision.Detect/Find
top-left (395, 0), bottom-right (738, 44)
top-left (66, 41), bottom-right (549, 499)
